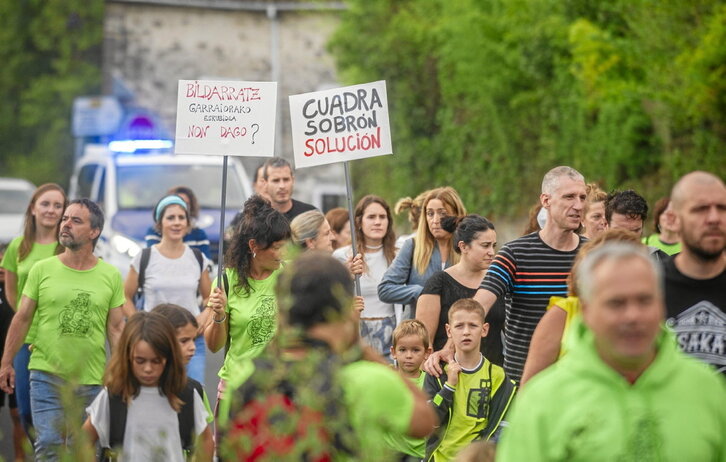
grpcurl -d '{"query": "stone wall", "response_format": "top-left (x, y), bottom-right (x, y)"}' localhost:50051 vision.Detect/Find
top-left (103, 1), bottom-right (347, 203)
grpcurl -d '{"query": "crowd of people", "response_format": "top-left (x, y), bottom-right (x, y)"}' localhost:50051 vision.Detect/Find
top-left (0, 158), bottom-right (724, 461)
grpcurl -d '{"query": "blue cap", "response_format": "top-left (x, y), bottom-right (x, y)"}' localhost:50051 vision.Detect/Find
top-left (155, 195), bottom-right (188, 222)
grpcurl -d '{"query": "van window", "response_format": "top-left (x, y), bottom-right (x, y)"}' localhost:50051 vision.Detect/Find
top-left (116, 164), bottom-right (246, 210)
top-left (76, 165), bottom-right (99, 199)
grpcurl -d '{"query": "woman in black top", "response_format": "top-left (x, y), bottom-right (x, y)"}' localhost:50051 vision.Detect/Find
top-left (416, 214), bottom-right (505, 365)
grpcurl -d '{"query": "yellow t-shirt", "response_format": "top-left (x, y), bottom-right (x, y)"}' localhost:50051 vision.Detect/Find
top-left (546, 295), bottom-right (581, 358)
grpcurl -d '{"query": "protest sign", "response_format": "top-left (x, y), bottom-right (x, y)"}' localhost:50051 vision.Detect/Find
top-left (175, 79), bottom-right (277, 157)
top-left (289, 80), bottom-right (392, 169)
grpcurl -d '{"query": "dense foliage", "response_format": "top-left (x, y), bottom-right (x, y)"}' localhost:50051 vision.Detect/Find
top-left (330, 0), bottom-right (726, 220)
top-left (0, 0), bottom-right (103, 186)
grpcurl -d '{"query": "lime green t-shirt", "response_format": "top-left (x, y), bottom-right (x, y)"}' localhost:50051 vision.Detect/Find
top-left (0, 236), bottom-right (59, 343)
top-left (217, 268), bottom-right (280, 387)
top-left (341, 360), bottom-right (415, 462)
top-left (23, 256), bottom-right (124, 384)
top-left (383, 370), bottom-right (426, 458)
top-left (433, 359), bottom-right (508, 461)
top-left (642, 234), bottom-right (681, 256)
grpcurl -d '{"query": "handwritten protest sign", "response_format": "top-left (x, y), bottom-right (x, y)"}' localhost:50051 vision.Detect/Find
top-left (175, 79), bottom-right (277, 157)
top-left (289, 81), bottom-right (392, 169)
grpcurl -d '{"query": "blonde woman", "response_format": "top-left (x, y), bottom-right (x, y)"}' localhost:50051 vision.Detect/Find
top-left (378, 187), bottom-right (466, 319)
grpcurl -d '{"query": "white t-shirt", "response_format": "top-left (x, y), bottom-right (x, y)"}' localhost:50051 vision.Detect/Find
top-left (333, 246), bottom-right (395, 318)
top-left (87, 386), bottom-right (209, 462)
top-left (131, 246), bottom-right (210, 315)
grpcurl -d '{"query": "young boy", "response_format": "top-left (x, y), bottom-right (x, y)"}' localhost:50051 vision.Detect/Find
top-left (385, 319), bottom-right (433, 460)
top-left (424, 299), bottom-right (517, 461)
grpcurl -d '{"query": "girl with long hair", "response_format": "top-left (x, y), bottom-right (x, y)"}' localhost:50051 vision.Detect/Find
top-left (123, 195), bottom-right (212, 384)
top-left (83, 311), bottom-right (213, 461)
top-left (0, 183), bottom-right (66, 445)
top-left (333, 195), bottom-right (398, 361)
top-left (378, 187), bottom-right (467, 319)
top-left (416, 214), bottom-right (505, 365)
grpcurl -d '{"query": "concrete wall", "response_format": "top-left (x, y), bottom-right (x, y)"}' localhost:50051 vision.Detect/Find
top-left (103, 1), bottom-right (347, 205)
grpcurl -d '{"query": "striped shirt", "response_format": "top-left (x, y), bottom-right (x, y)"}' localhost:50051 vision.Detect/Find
top-left (481, 232), bottom-right (584, 382)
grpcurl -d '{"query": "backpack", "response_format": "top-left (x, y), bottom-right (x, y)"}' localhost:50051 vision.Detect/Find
top-left (100, 379), bottom-right (203, 461)
top-left (134, 247), bottom-right (204, 310)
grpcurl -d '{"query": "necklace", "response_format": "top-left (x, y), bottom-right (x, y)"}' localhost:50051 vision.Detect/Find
top-left (365, 244), bottom-right (383, 250)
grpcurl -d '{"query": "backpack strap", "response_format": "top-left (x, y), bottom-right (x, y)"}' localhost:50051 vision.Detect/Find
top-left (191, 247), bottom-right (204, 274)
top-left (107, 392), bottom-right (128, 451)
top-left (178, 380), bottom-right (199, 453)
top-left (136, 248), bottom-right (152, 301)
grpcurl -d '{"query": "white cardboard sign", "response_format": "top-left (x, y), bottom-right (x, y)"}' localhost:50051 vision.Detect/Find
top-left (289, 80), bottom-right (392, 169)
top-left (175, 79), bottom-right (277, 157)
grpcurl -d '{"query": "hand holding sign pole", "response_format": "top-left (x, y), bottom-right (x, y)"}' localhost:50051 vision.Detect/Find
top-left (290, 81), bottom-right (393, 296)
top-left (175, 79), bottom-right (277, 287)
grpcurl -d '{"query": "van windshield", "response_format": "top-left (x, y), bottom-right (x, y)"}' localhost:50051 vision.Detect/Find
top-left (116, 164), bottom-right (246, 209)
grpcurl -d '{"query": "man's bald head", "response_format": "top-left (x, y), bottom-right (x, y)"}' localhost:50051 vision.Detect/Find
top-left (671, 171), bottom-right (726, 212)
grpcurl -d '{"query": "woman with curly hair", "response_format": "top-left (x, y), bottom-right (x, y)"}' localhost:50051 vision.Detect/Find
top-left (204, 195), bottom-right (291, 436)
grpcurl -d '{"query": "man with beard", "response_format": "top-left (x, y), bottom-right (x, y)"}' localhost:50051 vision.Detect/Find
top-left (0, 199), bottom-right (125, 460)
top-left (665, 171), bottom-right (726, 374)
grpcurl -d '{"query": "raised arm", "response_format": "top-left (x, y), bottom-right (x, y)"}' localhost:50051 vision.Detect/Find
top-left (204, 287), bottom-right (228, 353)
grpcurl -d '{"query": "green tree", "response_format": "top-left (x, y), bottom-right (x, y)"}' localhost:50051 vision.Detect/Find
top-left (0, 0), bottom-right (103, 186)
top-left (330, 0), bottom-right (726, 223)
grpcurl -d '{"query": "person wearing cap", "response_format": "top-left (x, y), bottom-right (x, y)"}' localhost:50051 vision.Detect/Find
top-left (123, 194), bottom-right (212, 384)
top-left (0, 199), bottom-right (125, 460)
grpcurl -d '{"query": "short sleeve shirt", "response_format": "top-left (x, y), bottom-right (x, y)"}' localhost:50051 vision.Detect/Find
top-left (87, 386), bottom-right (209, 462)
top-left (217, 268), bottom-right (280, 386)
top-left (341, 360), bottom-right (414, 461)
top-left (24, 256), bottom-right (125, 384)
top-left (131, 246), bottom-right (210, 316)
top-left (0, 236), bottom-right (58, 342)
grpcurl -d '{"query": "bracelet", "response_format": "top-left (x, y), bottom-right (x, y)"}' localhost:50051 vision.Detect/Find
top-left (213, 313), bottom-right (227, 323)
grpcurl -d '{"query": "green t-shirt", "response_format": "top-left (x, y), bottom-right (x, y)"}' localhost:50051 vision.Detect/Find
top-left (0, 236), bottom-right (58, 343)
top-left (217, 268), bottom-right (280, 386)
top-left (341, 360), bottom-right (415, 462)
top-left (383, 370), bottom-right (426, 458)
top-left (23, 256), bottom-right (124, 384)
top-left (642, 234), bottom-right (681, 256)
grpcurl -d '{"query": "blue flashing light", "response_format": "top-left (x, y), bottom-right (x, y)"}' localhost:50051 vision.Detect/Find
top-left (109, 139), bottom-right (173, 153)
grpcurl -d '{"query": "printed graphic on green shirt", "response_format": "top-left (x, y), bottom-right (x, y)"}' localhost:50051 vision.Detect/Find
top-left (59, 291), bottom-right (94, 337)
top-left (466, 379), bottom-right (491, 419)
top-left (249, 295), bottom-right (276, 346)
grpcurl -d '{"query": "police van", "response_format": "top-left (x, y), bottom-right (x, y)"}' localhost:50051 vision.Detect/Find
top-left (69, 140), bottom-right (252, 275)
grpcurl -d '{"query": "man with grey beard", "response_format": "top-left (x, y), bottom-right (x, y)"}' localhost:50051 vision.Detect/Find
top-left (0, 199), bottom-right (125, 460)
